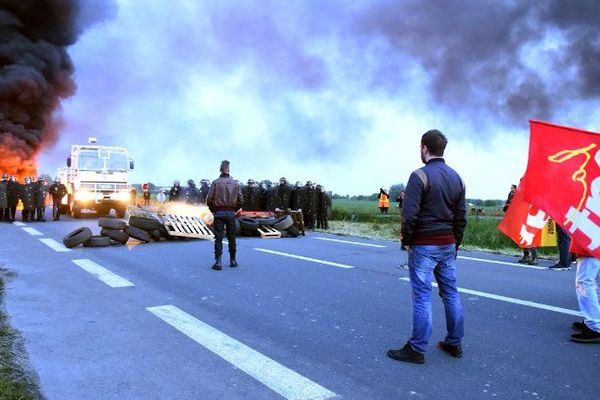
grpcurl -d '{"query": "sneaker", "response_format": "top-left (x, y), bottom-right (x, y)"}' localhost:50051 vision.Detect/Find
top-left (438, 341), bottom-right (462, 358)
top-left (572, 321), bottom-right (586, 331)
top-left (230, 260), bottom-right (238, 268)
top-left (518, 256), bottom-right (531, 264)
top-left (528, 258), bottom-right (538, 266)
top-left (387, 343), bottom-right (425, 364)
top-left (549, 263), bottom-right (571, 271)
top-left (571, 325), bottom-right (600, 343)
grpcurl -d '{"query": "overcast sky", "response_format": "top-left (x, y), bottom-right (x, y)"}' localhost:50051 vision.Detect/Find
top-left (36, 0), bottom-right (600, 199)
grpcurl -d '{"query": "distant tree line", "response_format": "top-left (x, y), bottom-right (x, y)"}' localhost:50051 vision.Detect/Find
top-left (333, 183), bottom-right (406, 202)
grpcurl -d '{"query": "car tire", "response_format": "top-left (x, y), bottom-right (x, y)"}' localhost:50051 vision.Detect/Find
top-left (150, 229), bottom-right (162, 241)
top-left (286, 225), bottom-right (301, 237)
top-left (100, 227), bottom-right (130, 244)
top-left (128, 216), bottom-right (162, 231)
top-left (238, 217), bottom-right (259, 232)
top-left (255, 217), bottom-right (276, 227)
top-left (98, 217), bottom-right (127, 230)
top-left (273, 215), bottom-right (293, 231)
top-left (83, 235), bottom-right (112, 248)
top-left (63, 227), bottom-right (93, 248)
top-left (125, 225), bottom-right (152, 242)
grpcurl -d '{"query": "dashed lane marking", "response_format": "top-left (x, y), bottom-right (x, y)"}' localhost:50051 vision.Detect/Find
top-left (39, 238), bottom-right (71, 252)
top-left (399, 277), bottom-right (581, 316)
top-left (71, 259), bottom-right (134, 288)
top-left (458, 255), bottom-right (547, 270)
top-left (22, 227), bottom-right (43, 236)
top-left (13, 221), bottom-right (26, 226)
top-left (254, 248), bottom-right (355, 269)
top-left (313, 237), bottom-right (386, 248)
top-left (147, 305), bottom-right (340, 400)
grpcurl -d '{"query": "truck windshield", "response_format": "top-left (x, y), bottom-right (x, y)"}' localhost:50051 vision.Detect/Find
top-left (78, 150), bottom-right (128, 171)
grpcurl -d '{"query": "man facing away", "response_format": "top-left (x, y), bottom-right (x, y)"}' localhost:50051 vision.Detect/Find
top-left (387, 129), bottom-right (467, 364)
top-left (207, 160), bottom-right (243, 271)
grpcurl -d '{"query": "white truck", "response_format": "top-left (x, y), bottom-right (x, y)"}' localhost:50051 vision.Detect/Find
top-left (59, 138), bottom-right (134, 218)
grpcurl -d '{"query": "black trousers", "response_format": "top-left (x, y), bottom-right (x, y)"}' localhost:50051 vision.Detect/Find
top-left (52, 200), bottom-right (62, 220)
top-left (213, 211), bottom-right (237, 258)
top-left (9, 205), bottom-right (17, 221)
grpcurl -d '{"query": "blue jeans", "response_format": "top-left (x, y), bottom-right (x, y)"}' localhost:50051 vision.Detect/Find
top-left (408, 244), bottom-right (464, 353)
top-left (575, 257), bottom-right (600, 333)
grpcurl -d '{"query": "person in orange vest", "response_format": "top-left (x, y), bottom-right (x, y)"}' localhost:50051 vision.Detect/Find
top-left (378, 187), bottom-right (390, 214)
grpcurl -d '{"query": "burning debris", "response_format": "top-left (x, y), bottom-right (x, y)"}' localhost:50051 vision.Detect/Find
top-left (0, 0), bottom-right (80, 178)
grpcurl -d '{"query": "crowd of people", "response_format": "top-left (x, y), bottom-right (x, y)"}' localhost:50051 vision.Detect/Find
top-left (0, 174), bottom-right (68, 223)
top-left (165, 177), bottom-right (331, 230)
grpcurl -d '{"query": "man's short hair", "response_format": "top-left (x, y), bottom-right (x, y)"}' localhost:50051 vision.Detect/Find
top-left (421, 129), bottom-right (448, 157)
top-left (220, 160), bottom-right (230, 174)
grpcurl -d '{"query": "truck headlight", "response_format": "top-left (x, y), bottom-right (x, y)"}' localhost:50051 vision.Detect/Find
top-left (75, 191), bottom-right (95, 201)
top-left (113, 191), bottom-right (131, 201)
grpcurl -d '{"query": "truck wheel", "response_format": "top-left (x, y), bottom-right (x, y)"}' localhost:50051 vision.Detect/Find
top-left (63, 227), bottom-right (93, 248)
top-left (83, 235), bottom-right (112, 247)
top-left (99, 217), bottom-right (127, 230)
top-left (125, 225), bottom-right (151, 242)
top-left (100, 227), bottom-right (130, 244)
top-left (71, 203), bottom-right (81, 219)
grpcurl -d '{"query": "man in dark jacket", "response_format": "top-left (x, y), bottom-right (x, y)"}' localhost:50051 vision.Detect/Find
top-left (0, 174), bottom-right (8, 222)
top-left (388, 129), bottom-right (467, 365)
top-left (198, 179), bottom-right (210, 204)
top-left (207, 160), bottom-right (243, 271)
top-left (21, 177), bottom-right (35, 222)
top-left (7, 176), bottom-right (20, 222)
top-left (184, 179), bottom-right (198, 204)
top-left (48, 177), bottom-right (68, 221)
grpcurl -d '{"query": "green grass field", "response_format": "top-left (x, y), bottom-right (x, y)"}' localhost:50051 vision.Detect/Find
top-left (329, 199), bottom-right (558, 257)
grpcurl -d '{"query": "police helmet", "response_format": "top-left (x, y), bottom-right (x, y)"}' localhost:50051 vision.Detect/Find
top-left (174, 179), bottom-right (180, 186)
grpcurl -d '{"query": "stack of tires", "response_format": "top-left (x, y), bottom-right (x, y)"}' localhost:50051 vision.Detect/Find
top-left (126, 216), bottom-right (173, 242)
top-left (237, 214), bottom-right (300, 237)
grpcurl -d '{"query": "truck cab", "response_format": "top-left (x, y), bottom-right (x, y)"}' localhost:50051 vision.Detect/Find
top-left (61, 138), bottom-right (134, 218)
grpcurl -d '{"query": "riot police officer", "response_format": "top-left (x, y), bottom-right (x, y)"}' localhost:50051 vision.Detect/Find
top-left (184, 179), bottom-right (198, 204)
top-left (275, 177), bottom-right (292, 210)
top-left (34, 176), bottom-right (48, 222)
top-left (0, 174), bottom-right (8, 222)
top-left (7, 176), bottom-right (20, 222)
top-left (291, 181), bottom-right (303, 210)
top-left (302, 181), bottom-right (318, 229)
top-left (21, 177), bottom-right (35, 222)
top-left (316, 184), bottom-right (331, 229)
top-left (48, 177), bottom-right (68, 221)
top-left (169, 180), bottom-right (182, 202)
top-left (198, 179), bottom-right (210, 204)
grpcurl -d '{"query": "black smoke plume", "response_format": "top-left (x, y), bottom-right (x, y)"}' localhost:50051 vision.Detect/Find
top-left (0, 0), bottom-right (79, 178)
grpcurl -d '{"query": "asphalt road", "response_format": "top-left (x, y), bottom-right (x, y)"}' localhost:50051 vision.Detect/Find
top-left (0, 214), bottom-right (598, 400)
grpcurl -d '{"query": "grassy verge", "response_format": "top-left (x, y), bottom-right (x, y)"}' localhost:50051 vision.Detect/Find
top-left (328, 199), bottom-right (559, 258)
top-left (0, 269), bottom-right (41, 400)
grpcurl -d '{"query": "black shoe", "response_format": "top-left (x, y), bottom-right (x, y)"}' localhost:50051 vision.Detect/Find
top-left (571, 325), bottom-right (600, 343)
top-left (230, 260), bottom-right (238, 268)
top-left (518, 256), bottom-right (531, 264)
top-left (549, 263), bottom-right (571, 271)
top-left (212, 257), bottom-right (222, 271)
top-left (438, 341), bottom-right (462, 358)
top-left (387, 343), bottom-right (425, 364)
top-left (572, 321), bottom-right (586, 331)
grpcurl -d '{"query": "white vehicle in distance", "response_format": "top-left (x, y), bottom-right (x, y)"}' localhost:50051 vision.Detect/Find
top-left (59, 137), bottom-right (134, 218)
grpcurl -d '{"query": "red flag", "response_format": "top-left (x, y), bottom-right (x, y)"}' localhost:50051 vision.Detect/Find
top-left (498, 185), bottom-right (554, 247)
top-left (523, 120), bottom-right (600, 258)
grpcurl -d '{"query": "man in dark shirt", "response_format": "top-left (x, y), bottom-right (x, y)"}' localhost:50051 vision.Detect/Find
top-left (388, 129), bottom-right (467, 365)
top-left (207, 160), bottom-right (243, 271)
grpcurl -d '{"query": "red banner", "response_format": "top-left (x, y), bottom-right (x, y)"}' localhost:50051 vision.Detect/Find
top-left (522, 120), bottom-right (600, 258)
top-left (498, 185), bottom-right (555, 247)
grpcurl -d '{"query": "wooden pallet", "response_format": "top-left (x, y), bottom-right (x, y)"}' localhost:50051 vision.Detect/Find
top-left (257, 225), bottom-right (281, 239)
top-left (160, 214), bottom-right (215, 240)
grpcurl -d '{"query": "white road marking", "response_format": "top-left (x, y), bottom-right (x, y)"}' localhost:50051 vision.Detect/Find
top-left (254, 248), bottom-right (355, 269)
top-left (71, 259), bottom-right (134, 288)
top-left (458, 255), bottom-right (546, 270)
top-left (13, 221), bottom-right (26, 226)
top-left (399, 277), bottom-right (581, 316)
top-left (22, 227), bottom-right (43, 236)
top-left (313, 237), bottom-right (386, 248)
top-left (147, 305), bottom-right (340, 400)
top-left (39, 238), bottom-right (71, 252)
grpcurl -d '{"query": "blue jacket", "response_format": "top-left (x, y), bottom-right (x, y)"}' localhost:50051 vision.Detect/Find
top-left (401, 158), bottom-right (467, 247)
